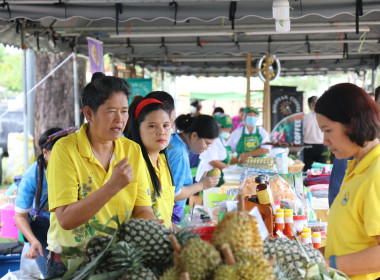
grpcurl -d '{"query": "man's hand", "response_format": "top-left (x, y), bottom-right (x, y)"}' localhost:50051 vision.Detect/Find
top-left (108, 157), bottom-right (134, 191)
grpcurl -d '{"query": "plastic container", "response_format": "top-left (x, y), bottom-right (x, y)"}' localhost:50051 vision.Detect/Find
top-left (293, 215), bottom-right (308, 235)
top-left (194, 226), bottom-right (216, 243)
top-left (0, 204), bottom-right (18, 239)
top-left (308, 221), bottom-right (327, 233)
top-left (301, 232), bottom-right (312, 245)
top-left (312, 232), bottom-right (322, 249)
top-left (0, 255), bottom-right (20, 276)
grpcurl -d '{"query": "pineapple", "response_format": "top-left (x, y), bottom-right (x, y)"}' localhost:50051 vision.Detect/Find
top-left (212, 212), bottom-right (263, 255)
top-left (118, 219), bottom-right (172, 268)
top-left (83, 235), bottom-right (112, 264)
top-left (263, 238), bottom-right (325, 279)
top-left (120, 266), bottom-right (159, 280)
top-left (118, 219), bottom-right (199, 276)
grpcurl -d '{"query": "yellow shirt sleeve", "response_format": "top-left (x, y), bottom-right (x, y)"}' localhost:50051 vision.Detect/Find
top-left (363, 177), bottom-right (380, 237)
top-left (47, 139), bottom-right (79, 212)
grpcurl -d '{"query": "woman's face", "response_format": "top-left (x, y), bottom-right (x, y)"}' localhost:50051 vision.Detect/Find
top-left (189, 132), bottom-right (214, 154)
top-left (316, 113), bottom-right (360, 159)
top-left (139, 109), bottom-right (171, 153)
top-left (86, 92), bottom-right (129, 142)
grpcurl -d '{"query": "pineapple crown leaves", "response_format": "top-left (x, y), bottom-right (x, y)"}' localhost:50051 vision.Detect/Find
top-left (64, 229), bottom-right (119, 280)
top-left (106, 241), bottom-right (146, 268)
top-left (173, 226), bottom-right (201, 247)
top-left (90, 215), bottom-right (121, 235)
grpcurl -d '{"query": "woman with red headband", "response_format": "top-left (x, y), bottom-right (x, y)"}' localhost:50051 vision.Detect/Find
top-left (45, 74), bottom-right (156, 278)
top-left (127, 96), bottom-right (175, 229)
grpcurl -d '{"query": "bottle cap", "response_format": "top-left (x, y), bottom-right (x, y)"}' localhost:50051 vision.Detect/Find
top-left (312, 232), bottom-right (321, 238)
top-left (301, 232), bottom-right (311, 238)
top-left (284, 213), bottom-right (293, 218)
top-left (276, 208), bottom-right (284, 213)
top-left (284, 209), bottom-right (293, 214)
top-left (275, 213), bottom-right (284, 218)
top-left (302, 227), bottom-right (311, 233)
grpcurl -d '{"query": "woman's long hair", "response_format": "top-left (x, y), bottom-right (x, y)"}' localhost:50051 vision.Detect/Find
top-left (127, 98), bottom-right (173, 197)
top-left (35, 127), bottom-right (62, 211)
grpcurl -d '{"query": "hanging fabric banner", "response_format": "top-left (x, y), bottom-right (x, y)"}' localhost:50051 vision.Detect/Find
top-left (87, 37), bottom-right (104, 74)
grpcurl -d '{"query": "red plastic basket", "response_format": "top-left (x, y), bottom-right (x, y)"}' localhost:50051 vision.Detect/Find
top-left (194, 226), bottom-right (216, 243)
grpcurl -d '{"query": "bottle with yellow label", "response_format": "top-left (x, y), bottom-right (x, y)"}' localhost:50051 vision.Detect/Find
top-left (255, 174), bottom-right (274, 206)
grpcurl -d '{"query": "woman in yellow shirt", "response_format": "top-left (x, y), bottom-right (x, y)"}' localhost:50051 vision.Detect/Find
top-left (315, 83), bottom-right (380, 280)
top-left (127, 97), bottom-right (175, 229)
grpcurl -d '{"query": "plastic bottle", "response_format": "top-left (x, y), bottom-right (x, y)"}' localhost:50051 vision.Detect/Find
top-left (255, 175), bottom-right (273, 206)
top-left (302, 227), bottom-right (312, 234)
top-left (301, 232), bottom-right (312, 245)
top-left (274, 212), bottom-right (284, 236)
top-left (312, 232), bottom-right (321, 249)
top-left (284, 212), bottom-right (294, 237)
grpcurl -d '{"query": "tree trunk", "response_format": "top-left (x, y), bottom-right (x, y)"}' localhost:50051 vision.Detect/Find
top-left (34, 52), bottom-right (86, 153)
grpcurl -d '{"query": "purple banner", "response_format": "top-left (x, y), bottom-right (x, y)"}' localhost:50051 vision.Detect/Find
top-left (87, 37), bottom-right (104, 74)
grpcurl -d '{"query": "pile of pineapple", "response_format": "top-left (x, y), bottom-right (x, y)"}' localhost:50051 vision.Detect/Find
top-left (60, 212), bottom-right (349, 280)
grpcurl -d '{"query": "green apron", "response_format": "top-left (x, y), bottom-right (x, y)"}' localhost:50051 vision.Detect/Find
top-left (217, 138), bottom-right (232, 187)
top-left (236, 126), bottom-right (266, 159)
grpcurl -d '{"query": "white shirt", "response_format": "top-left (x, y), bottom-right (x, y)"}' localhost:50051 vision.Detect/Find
top-left (195, 137), bottom-right (227, 182)
top-left (227, 125), bottom-right (271, 153)
top-left (303, 111), bottom-right (324, 144)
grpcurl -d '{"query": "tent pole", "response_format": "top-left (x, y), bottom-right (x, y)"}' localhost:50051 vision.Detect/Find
top-left (246, 53), bottom-right (251, 107)
top-left (111, 55), bottom-right (115, 75)
top-left (73, 52), bottom-right (80, 127)
top-left (21, 20), bottom-right (28, 171)
top-left (263, 52), bottom-right (271, 132)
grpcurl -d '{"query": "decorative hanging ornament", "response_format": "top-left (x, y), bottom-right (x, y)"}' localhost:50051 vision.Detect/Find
top-left (257, 55), bottom-right (281, 82)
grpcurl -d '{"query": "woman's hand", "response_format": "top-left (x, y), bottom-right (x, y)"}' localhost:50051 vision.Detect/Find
top-left (108, 157), bottom-right (134, 191)
top-left (199, 171), bottom-right (220, 191)
top-left (26, 240), bottom-right (43, 259)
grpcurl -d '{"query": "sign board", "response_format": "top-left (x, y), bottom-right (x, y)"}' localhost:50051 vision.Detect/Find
top-left (270, 86), bottom-right (303, 144)
top-left (126, 78), bottom-right (153, 105)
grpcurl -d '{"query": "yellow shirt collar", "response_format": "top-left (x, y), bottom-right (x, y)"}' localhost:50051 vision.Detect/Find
top-left (346, 144), bottom-right (380, 176)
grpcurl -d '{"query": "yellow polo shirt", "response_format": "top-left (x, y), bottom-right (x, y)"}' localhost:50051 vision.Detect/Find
top-left (150, 154), bottom-right (175, 228)
top-left (46, 123), bottom-right (152, 252)
top-left (325, 144), bottom-right (380, 280)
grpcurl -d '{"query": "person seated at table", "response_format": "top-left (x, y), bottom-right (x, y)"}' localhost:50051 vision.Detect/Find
top-left (45, 73), bottom-right (156, 278)
top-left (196, 112), bottom-right (234, 187)
top-left (227, 107), bottom-right (271, 164)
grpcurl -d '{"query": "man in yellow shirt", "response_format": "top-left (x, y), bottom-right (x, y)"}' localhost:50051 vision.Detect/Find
top-left (46, 74), bottom-right (156, 278)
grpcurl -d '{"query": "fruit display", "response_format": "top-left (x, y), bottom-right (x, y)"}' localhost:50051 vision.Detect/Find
top-left (243, 157), bottom-right (277, 173)
top-left (212, 211), bottom-right (263, 255)
top-left (263, 238), bottom-right (324, 278)
top-left (59, 212), bottom-right (349, 280)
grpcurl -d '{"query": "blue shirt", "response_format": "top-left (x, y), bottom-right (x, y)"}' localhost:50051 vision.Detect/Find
top-left (329, 158), bottom-right (350, 207)
top-left (166, 133), bottom-right (193, 222)
top-left (15, 161), bottom-right (50, 219)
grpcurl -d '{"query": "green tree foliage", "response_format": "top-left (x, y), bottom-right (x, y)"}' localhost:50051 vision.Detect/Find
top-left (0, 45), bottom-right (22, 96)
